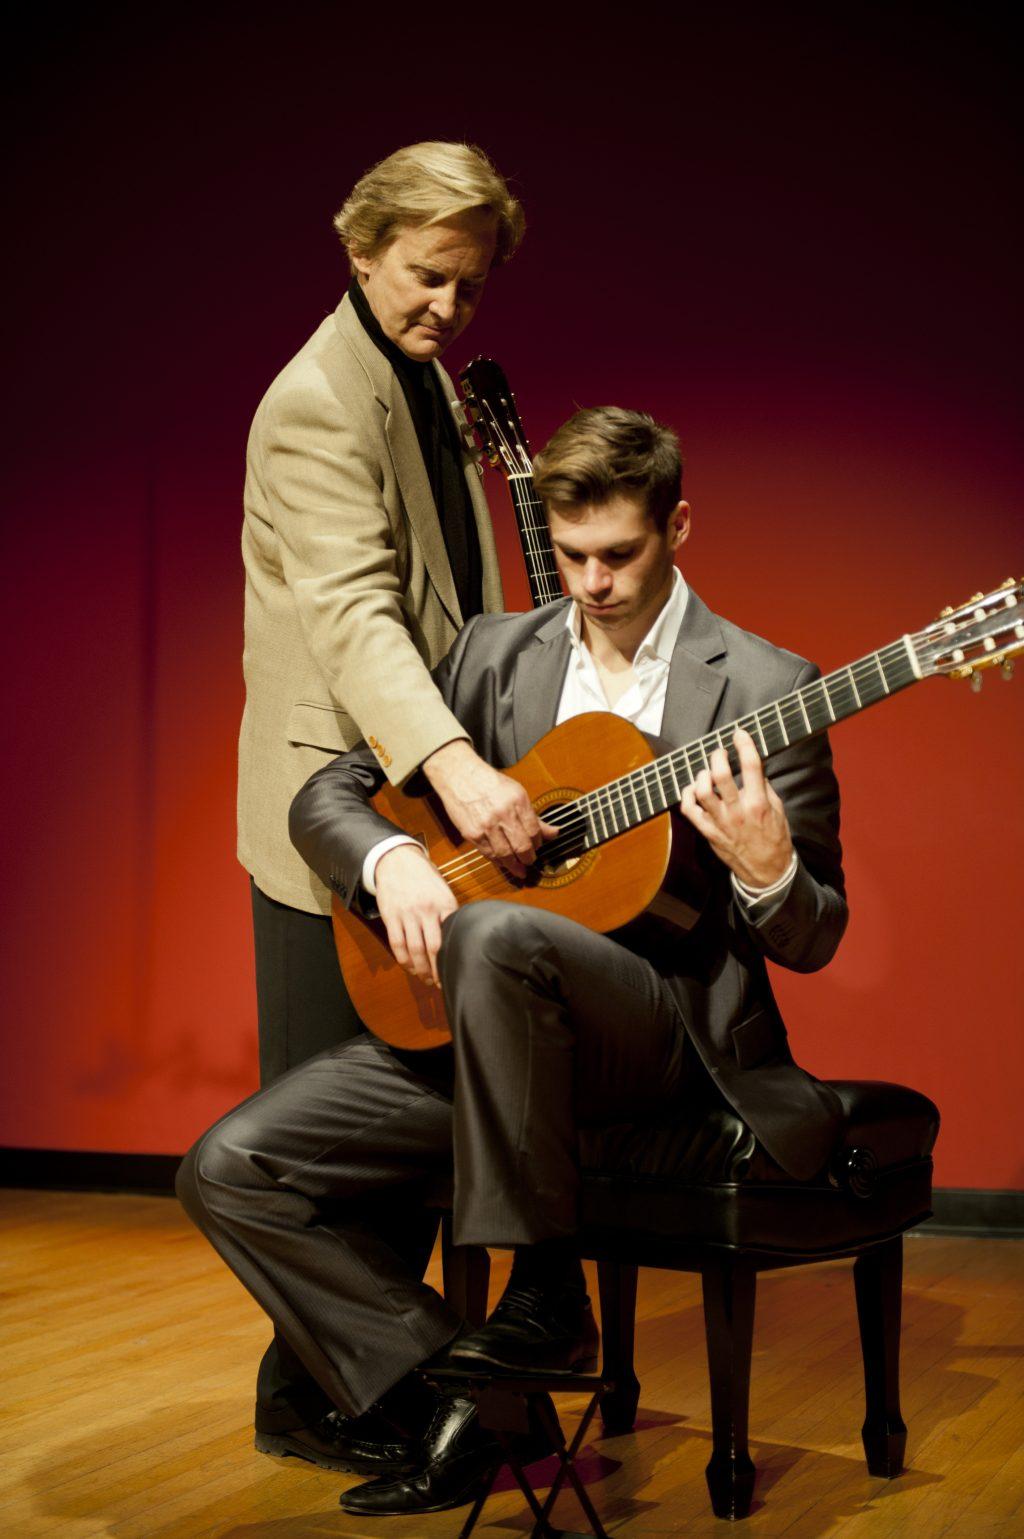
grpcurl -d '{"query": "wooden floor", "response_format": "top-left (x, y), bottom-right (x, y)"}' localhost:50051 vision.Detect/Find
top-left (0, 1192), bottom-right (1021, 1539)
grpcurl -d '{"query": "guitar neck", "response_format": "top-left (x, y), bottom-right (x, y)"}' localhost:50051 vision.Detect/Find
top-left (570, 635), bottom-right (923, 850)
top-left (507, 472), bottom-right (563, 607)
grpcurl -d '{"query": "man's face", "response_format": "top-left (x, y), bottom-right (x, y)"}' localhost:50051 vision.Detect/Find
top-left (548, 494), bottom-right (690, 640)
top-left (351, 209), bottom-right (498, 362)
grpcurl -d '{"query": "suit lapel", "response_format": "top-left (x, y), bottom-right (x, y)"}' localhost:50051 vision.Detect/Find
top-left (662, 588), bottom-right (729, 746)
top-left (511, 608), bottom-right (572, 758)
top-left (335, 297), bottom-right (462, 627)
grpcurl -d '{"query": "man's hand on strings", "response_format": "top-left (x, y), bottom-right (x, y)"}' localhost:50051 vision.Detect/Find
top-left (680, 727), bottom-right (794, 889)
top-left (374, 845), bottom-right (458, 987)
top-left (423, 740), bottom-right (559, 879)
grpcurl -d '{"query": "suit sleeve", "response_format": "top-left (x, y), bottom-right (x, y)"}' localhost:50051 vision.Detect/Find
top-left (735, 662), bottom-right (848, 974)
top-left (260, 381), bottom-right (469, 786)
top-left (288, 618), bottom-right (484, 911)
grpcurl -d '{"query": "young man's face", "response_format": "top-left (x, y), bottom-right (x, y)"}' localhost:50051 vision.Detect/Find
top-left (351, 209), bottom-right (497, 361)
top-left (548, 493), bottom-right (690, 641)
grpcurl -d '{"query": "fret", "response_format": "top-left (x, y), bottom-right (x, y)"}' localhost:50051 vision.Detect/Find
top-left (590, 791), bottom-right (608, 843)
top-left (795, 688), bottom-right (813, 734)
top-left (872, 652), bottom-right (890, 696)
top-left (665, 755), bottom-right (682, 800)
top-left (773, 699), bottom-right (790, 745)
top-left (626, 776), bottom-right (641, 822)
top-left (635, 771), bottom-right (654, 818)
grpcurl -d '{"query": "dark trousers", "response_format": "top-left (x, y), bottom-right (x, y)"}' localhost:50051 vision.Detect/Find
top-left (179, 901), bottom-right (688, 1419)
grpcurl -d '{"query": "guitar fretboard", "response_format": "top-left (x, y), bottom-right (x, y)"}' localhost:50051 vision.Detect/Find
top-left (541, 636), bottom-right (921, 861)
top-left (507, 472), bottom-right (563, 606)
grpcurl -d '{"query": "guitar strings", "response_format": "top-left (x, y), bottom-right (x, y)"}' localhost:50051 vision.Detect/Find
top-left (429, 625), bottom-right (956, 890)
top-left (430, 593), bottom-right (1019, 889)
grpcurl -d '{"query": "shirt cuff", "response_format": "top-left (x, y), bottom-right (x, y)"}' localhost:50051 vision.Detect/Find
top-left (362, 835), bottom-right (423, 895)
top-left (731, 852), bottom-right (798, 909)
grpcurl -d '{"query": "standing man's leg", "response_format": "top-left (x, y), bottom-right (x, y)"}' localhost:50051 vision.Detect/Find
top-left (248, 882), bottom-right (439, 1443)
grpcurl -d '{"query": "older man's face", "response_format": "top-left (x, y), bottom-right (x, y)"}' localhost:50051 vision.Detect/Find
top-left (352, 209), bottom-right (497, 362)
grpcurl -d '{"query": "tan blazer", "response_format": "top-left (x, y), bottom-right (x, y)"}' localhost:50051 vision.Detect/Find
top-left (238, 293), bottom-right (505, 914)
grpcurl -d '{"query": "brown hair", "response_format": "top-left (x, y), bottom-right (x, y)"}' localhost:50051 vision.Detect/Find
top-left (333, 141), bottom-right (524, 266)
top-left (533, 407), bottom-right (682, 530)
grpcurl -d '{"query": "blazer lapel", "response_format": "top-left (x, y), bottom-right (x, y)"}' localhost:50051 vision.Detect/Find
top-left (335, 297), bottom-right (462, 627)
top-left (511, 607), bottom-right (573, 758)
top-left (662, 588), bottom-right (729, 746)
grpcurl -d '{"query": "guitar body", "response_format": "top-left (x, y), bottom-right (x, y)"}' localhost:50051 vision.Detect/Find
top-left (331, 713), bottom-right (672, 1049)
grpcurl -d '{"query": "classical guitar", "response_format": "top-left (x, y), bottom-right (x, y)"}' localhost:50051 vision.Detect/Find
top-left (333, 579), bottom-right (1023, 1050)
top-left (458, 357), bottom-right (563, 608)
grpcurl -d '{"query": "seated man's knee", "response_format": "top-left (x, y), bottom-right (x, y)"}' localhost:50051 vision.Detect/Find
top-left (175, 1107), bottom-right (265, 1227)
top-left (439, 901), bottom-right (541, 994)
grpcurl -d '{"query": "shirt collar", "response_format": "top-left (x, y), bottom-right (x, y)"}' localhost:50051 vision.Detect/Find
top-left (565, 566), bottom-right (689, 663)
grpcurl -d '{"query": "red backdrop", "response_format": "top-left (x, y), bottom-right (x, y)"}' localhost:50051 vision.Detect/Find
top-left (2, 6), bottom-right (1020, 1188)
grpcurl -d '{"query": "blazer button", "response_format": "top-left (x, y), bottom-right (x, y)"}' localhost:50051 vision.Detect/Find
top-left (368, 735), bottom-right (378, 749)
top-left (382, 752), bottom-right (392, 768)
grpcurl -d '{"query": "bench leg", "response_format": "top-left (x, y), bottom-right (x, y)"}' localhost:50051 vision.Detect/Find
top-left (441, 1219), bottom-right (491, 1325)
top-left (854, 1236), bottom-right (907, 1478)
top-left (596, 1260), bottom-right (640, 1434)
top-left (702, 1255), bottom-right (757, 1519)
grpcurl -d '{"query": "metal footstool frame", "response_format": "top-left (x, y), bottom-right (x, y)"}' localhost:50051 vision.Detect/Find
top-left (427, 1364), bottom-right (614, 1539)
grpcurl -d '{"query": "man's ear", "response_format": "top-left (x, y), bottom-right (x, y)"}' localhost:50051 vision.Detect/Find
top-left (670, 501), bottom-right (691, 550)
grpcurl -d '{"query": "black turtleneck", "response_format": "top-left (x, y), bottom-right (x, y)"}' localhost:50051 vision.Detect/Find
top-left (348, 278), bottom-right (483, 621)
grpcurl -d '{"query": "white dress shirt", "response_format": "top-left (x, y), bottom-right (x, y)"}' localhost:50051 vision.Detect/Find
top-left (364, 570), bottom-right (797, 909)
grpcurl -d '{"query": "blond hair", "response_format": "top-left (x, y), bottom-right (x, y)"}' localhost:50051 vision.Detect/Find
top-left (333, 141), bottom-right (524, 266)
top-left (534, 408), bottom-right (683, 531)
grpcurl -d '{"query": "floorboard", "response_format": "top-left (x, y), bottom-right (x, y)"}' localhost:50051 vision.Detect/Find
top-left (1, 1191), bottom-right (1021, 1537)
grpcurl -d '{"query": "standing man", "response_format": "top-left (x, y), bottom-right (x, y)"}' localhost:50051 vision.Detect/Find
top-left (238, 141), bottom-right (543, 1464)
top-left (182, 408), bottom-right (848, 1515)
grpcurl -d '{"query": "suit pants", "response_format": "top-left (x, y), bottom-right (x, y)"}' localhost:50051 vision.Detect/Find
top-left (249, 880), bottom-right (434, 1426)
top-left (178, 901), bottom-right (689, 1419)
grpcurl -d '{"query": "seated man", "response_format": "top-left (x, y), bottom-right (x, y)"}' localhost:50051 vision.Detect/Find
top-left (177, 407), bottom-right (847, 1517)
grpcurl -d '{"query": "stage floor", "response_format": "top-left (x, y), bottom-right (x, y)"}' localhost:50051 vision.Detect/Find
top-left (1, 1189), bottom-right (1021, 1538)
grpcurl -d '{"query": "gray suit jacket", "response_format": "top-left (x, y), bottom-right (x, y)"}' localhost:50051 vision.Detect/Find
top-left (238, 292), bottom-right (504, 914)
top-left (291, 591), bottom-right (849, 1179)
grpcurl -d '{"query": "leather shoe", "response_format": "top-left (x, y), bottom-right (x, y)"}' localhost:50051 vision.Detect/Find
top-left (339, 1392), bottom-right (552, 1515)
top-left (445, 1282), bottom-right (600, 1374)
top-left (255, 1404), bottom-right (417, 1476)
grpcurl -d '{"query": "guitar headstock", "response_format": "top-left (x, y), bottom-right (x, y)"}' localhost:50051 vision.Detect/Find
top-left (459, 357), bottom-right (533, 477)
top-left (914, 578), bottom-right (1024, 689)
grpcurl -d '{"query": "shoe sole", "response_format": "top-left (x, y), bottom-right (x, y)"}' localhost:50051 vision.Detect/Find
top-left (254, 1430), bottom-right (415, 1476)
top-left (340, 1461), bottom-right (502, 1516)
top-left (444, 1345), bottom-right (600, 1376)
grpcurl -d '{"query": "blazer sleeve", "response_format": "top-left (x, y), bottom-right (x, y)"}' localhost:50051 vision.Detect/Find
top-left (289, 618), bottom-right (485, 911)
top-left (260, 379), bottom-right (469, 785)
top-left (735, 661), bottom-right (848, 974)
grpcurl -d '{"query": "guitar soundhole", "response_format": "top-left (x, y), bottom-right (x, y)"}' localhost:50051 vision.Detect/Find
top-left (531, 792), bottom-right (596, 889)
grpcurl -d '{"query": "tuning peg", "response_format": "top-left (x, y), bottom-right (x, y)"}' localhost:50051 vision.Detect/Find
top-left (1002, 660), bottom-right (1015, 681)
top-left (971, 672), bottom-right (984, 693)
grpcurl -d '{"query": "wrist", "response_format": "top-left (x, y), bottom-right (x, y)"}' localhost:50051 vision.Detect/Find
top-left (422, 737), bottom-right (474, 788)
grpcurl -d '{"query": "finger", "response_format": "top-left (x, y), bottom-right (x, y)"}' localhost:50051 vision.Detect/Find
top-left (386, 917), bottom-right (411, 975)
top-left (710, 746), bottom-right (739, 802)
top-left (403, 918), bottom-right (432, 986)
top-left (765, 781), bottom-right (786, 813)
top-left (681, 784), bottom-right (720, 840)
top-left (693, 767), bottom-right (719, 809)
top-left (733, 729), bottom-right (767, 800)
top-left (424, 913), bottom-right (444, 988)
top-left (495, 852), bottom-right (529, 881)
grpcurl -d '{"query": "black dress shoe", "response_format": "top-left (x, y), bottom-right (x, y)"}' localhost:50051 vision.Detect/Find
top-left (444, 1282), bottom-right (600, 1374)
top-left (255, 1404), bottom-right (417, 1475)
top-left (339, 1392), bottom-right (552, 1515)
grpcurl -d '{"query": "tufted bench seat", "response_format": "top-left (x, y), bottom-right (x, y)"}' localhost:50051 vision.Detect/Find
top-left (440, 1077), bottom-right (939, 1520)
